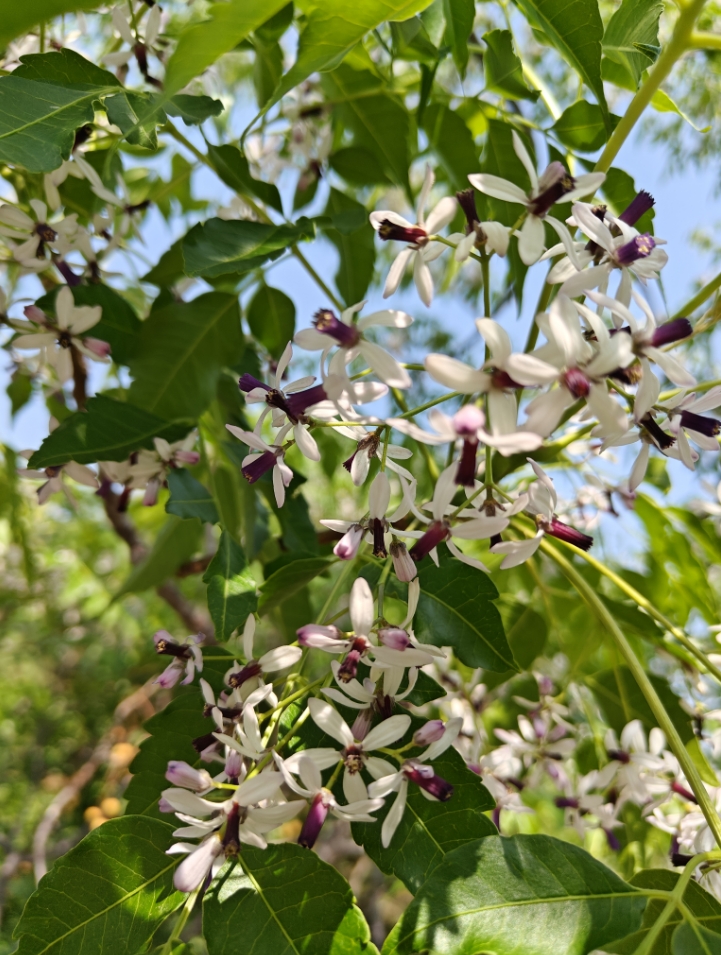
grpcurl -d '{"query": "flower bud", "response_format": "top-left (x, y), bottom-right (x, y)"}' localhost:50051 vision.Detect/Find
top-left (403, 760), bottom-right (454, 801)
top-left (413, 720), bottom-right (445, 746)
top-left (298, 790), bottom-right (332, 848)
top-left (378, 628), bottom-right (412, 651)
top-left (165, 761), bottom-right (213, 791)
top-left (334, 524), bottom-right (364, 560)
top-left (390, 540), bottom-right (417, 582)
top-left (296, 624), bottom-right (344, 649)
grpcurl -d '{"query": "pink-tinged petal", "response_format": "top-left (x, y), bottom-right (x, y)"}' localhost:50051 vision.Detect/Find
top-left (475, 318), bottom-right (511, 364)
top-left (64, 461), bottom-right (99, 487)
top-left (517, 214), bottom-right (545, 266)
top-left (454, 232), bottom-right (476, 262)
top-left (432, 462), bottom-right (460, 519)
top-left (383, 248), bottom-right (414, 298)
top-left (629, 443), bottom-right (650, 492)
top-left (524, 388), bottom-right (574, 437)
top-left (363, 714), bottom-right (412, 750)
top-left (469, 173), bottom-right (528, 205)
top-left (451, 515), bottom-right (509, 539)
top-left (413, 253), bottom-right (433, 306)
top-left (424, 354), bottom-right (487, 393)
top-left (386, 416), bottom-right (448, 446)
top-left (492, 535), bottom-right (543, 569)
top-left (545, 216), bottom-right (580, 269)
top-left (357, 309), bottom-right (414, 331)
top-left (370, 210), bottom-right (414, 231)
top-left (586, 384), bottom-right (629, 439)
top-left (565, 173), bottom-right (606, 201)
top-left (13, 333), bottom-right (56, 349)
top-left (560, 264), bottom-right (611, 298)
top-left (425, 196), bottom-right (457, 234)
top-left (259, 645), bottom-right (302, 672)
top-left (173, 836), bottom-right (222, 892)
top-left (369, 471), bottom-right (390, 519)
top-left (308, 698), bottom-right (354, 747)
top-left (349, 576), bottom-right (374, 636)
top-left (358, 341), bottom-right (411, 389)
top-left (483, 221), bottom-right (510, 257)
top-left (585, 334), bottom-right (633, 379)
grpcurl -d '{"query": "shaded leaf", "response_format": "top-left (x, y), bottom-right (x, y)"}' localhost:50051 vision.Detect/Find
top-left (13, 817), bottom-right (184, 955)
top-left (443, 0), bottom-right (474, 75)
top-left (253, 39), bottom-right (285, 108)
top-left (483, 29), bottom-right (539, 101)
top-left (128, 292), bottom-right (242, 420)
top-left (353, 746), bottom-right (496, 893)
top-left (673, 923), bottom-right (721, 955)
top-left (166, 469), bottom-right (219, 524)
top-left (258, 557), bottom-right (331, 615)
top-left (330, 146), bottom-right (392, 186)
top-left (512, 0), bottom-right (608, 120)
top-left (14, 48), bottom-right (122, 88)
top-left (413, 556), bottom-right (515, 671)
top-left (28, 394), bottom-right (190, 468)
top-left (182, 218), bottom-right (315, 279)
top-left (384, 834), bottom-right (645, 955)
top-left (602, 0), bottom-right (663, 90)
top-left (553, 100), bottom-right (613, 152)
top-left (422, 102), bottom-right (479, 190)
top-left (143, 239), bottom-right (186, 287)
top-left (167, 94), bottom-right (224, 126)
top-left (207, 143), bottom-right (283, 214)
top-left (323, 188), bottom-right (376, 306)
top-left (203, 531), bottom-right (258, 640)
top-left (203, 843), bottom-right (378, 955)
top-left (246, 284), bottom-right (296, 359)
top-left (118, 516), bottom-right (203, 595)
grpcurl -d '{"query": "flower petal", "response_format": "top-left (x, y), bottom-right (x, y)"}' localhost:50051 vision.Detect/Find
top-left (469, 174), bottom-right (528, 205)
top-left (425, 354), bottom-right (487, 393)
top-left (364, 714), bottom-right (412, 750)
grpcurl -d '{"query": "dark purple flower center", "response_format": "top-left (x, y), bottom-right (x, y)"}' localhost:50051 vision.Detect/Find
top-left (227, 661), bottom-right (262, 689)
top-left (615, 234), bottom-right (656, 266)
top-left (680, 410), bottom-right (721, 437)
top-left (640, 414), bottom-right (675, 450)
top-left (239, 373), bottom-right (271, 394)
top-left (563, 368), bottom-right (591, 399)
top-left (222, 803), bottom-right (241, 857)
top-left (491, 368), bottom-right (523, 390)
top-left (456, 188), bottom-right (479, 231)
top-left (343, 432), bottom-right (381, 474)
top-left (338, 638), bottom-right (369, 682)
top-left (649, 318), bottom-right (692, 348)
top-left (242, 450), bottom-right (279, 484)
top-left (528, 164), bottom-right (576, 217)
top-left (377, 219), bottom-right (429, 246)
top-left (313, 309), bottom-right (361, 347)
top-left (455, 438), bottom-right (479, 487)
top-left (155, 639), bottom-right (191, 660)
top-left (409, 520), bottom-right (450, 562)
top-left (371, 517), bottom-right (387, 558)
top-left (192, 732), bottom-right (219, 754)
top-left (538, 516), bottom-right (593, 551)
top-left (619, 191), bottom-right (655, 227)
top-left (343, 744), bottom-right (366, 774)
top-left (298, 791), bottom-right (331, 848)
top-left (285, 383), bottom-right (329, 419)
top-left (404, 762), bottom-right (454, 801)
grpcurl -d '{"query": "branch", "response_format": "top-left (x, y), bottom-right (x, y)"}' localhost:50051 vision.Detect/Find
top-left (69, 345), bottom-right (87, 411)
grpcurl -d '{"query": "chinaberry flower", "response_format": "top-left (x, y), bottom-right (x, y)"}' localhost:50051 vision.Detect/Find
top-left (298, 576), bottom-right (376, 682)
top-left (665, 387), bottom-right (721, 467)
top-left (18, 431), bottom-right (98, 505)
top-left (336, 426), bottom-right (414, 486)
top-left (369, 165), bottom-right (457, 305)
top-left (448, 188), bottom-right (510, 261)
top-left (295, 300), bottom-right (413, 392)
top-left (224, 612), bottom-right (301, 697)
top-left (105, 5), bottom-right (162, 85)
top-left (321, 471), bottom-right (410, 561)
top-left (425, 319), bottom-right (558, 440)
top-left (12, 288), bottom-right (108, 383)
top-left (273, 753), bottom-right (384, 849)
top-left (559, 202), bottom-right (668, 303)
top-left (301, 698), bottom-right (411, 803)
top-left (129, 434), bottom-right (200, 506)
top-left (367, 717), bottom-right (462, 847)
top-left (491, 460), bottom-right (593, 568)
top-left (0, 200), bottom-right (78, 270)
top-left (225, 425), bottom-right (293, 507)
top-left (154, 629), bottom-right (204, 687)
top-left (468, 132), bottom-right (604, 265)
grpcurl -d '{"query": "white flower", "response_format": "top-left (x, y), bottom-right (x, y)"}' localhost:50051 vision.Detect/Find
top-left (153, 630), bottom-right (204, 688)
top-left (225, 425), bottom-right (293, 507)
top-left (129, 433), bottom-right (200, 506)
top-left (335, 425), bottom-right (414, 486)
top-left (665, 386), bottom-right (721, 467)
top-left (367, 718), bottom-right (462, 847)
top-left (295, 300), bottom-right (414, 392)
top-left (425, 318), bottom-right (558, 439)
top-left (0, 200), bottom-right (78, 269)
top-left (468, 132), bottom-right (604, 265)
top-left (105, 4), bottom-right (161, 73)
top-left (450, 190), bottom-right (510, 260)
top-left (559, 202), bottom-right (668, 303)
top-left (370, 165), bottom-right (457, 305)
top-left (301, 697), bottom-right (411, 803)
top-left (12, 287), bottom-right (108, 383)
top-left (18, 456), bottom-right (99, 505)
top-left (223, 614), bottom-right (302, 699)
top-left (320, 471), bottom-right (412, 560)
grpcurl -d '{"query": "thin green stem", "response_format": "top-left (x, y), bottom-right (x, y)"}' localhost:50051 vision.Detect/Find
top-left (481, 252), bottom-right (491, 319)
top-left (397, 391), bottom-right (460, 419)
top-left (160, 890), bottom-right (198, 955)
top-left (689, 30), bottom-right (721, 50)
top-left (258, 678), bottom-right (324, 723)
top-left (291, 247), bottom-right (343, 311)
top-left (673, 268), bottom-right (721, 317)
top-left (555, 540), bottom-right (721, 684)
top-left (524, 263), bottom-right (556, 354)
top-left (392, 388), bottom-right (439, 479)
top-left (539, 538), bottom-right (721, 848)
top-left (317, 558), bottom-right (357, 624)
top-left (594, 0), bottom-right (708, 173)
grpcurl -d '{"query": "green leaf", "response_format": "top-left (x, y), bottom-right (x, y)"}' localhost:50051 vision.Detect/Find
top-left (13, 816), bottom-right (184, 955)
top-left (128, 292), bottom-right (242, 420)
top-left (384, 834), bottom-right (646, 955)
top-left (0, 2), bottom-right (106, 51)
top-left (207, 143), bottom-right (283, 213)
top-left (163, 0), bottom-right (290, 98)
top-left (182, 218), bottom-right (315, 279)
top-left (256, 4), bottom-right (294, 43)
top-left (268, 0), bottom-right (436, 109)
top-left (105, 92), bottom-right (165, 149)
top-left (14, 48), bottom-right (122, 88)
top-left (483, 29), bottom-right (539, 101)
top-left (485, 602), bottom-right (548, 691)
top-left (353, 746), bottom-right (496, 893)
top-left (602, 0), bottom-right (663, 90)
top-left (143, 239), bottom-right (186, 287)
top-left (27, 395), bottom-right (190, 468)
top-left (601, 167), bottom-right (655, 234)
top-left (203, 843), bottom-right (378, 955)
top-left (413, 556), bottom-right (515, 671)
top-left (258, 557), bottom-right (330, 615)
top-left (329, 146), bottom-right (392, 186)
top-left (422, 102), bottom-right (479, 190)
top-left (650, 89), bottom-right (711, 133)
top-left (323, 188), bottom-right (376, 306)
top-left (167, 93), bottom-right (225, 126)
top-left (7, 370), bottom-right (33, 418)
top-left (246, 284), bottom-right (296, 359)
top-left (254, 469), bottom-right (320, 554)
top-left (443, 0), bottom-right (474, 75)
top-left (118, 516), bottom-right (203, 595)
top-left (553, 100), bottom-right (613, 152)
top-left (607, 869), bottom-right (721, 954)
top-left (166, 469), bottom-right (219, 524)
top-left (322, 65), bottom-right (411, 189)
top-left (36, 283), bottom-right (142, 365)
top-left (673, 923), bottom-right (721, 955)
top-left (203, 531), bottom-right (258, 640)
top-left (512, 0), bottom-right (608, 120)
top-left (0, 75), bottom-right (112, 172)
top-left (253, 39), bottom-right (285, 108)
